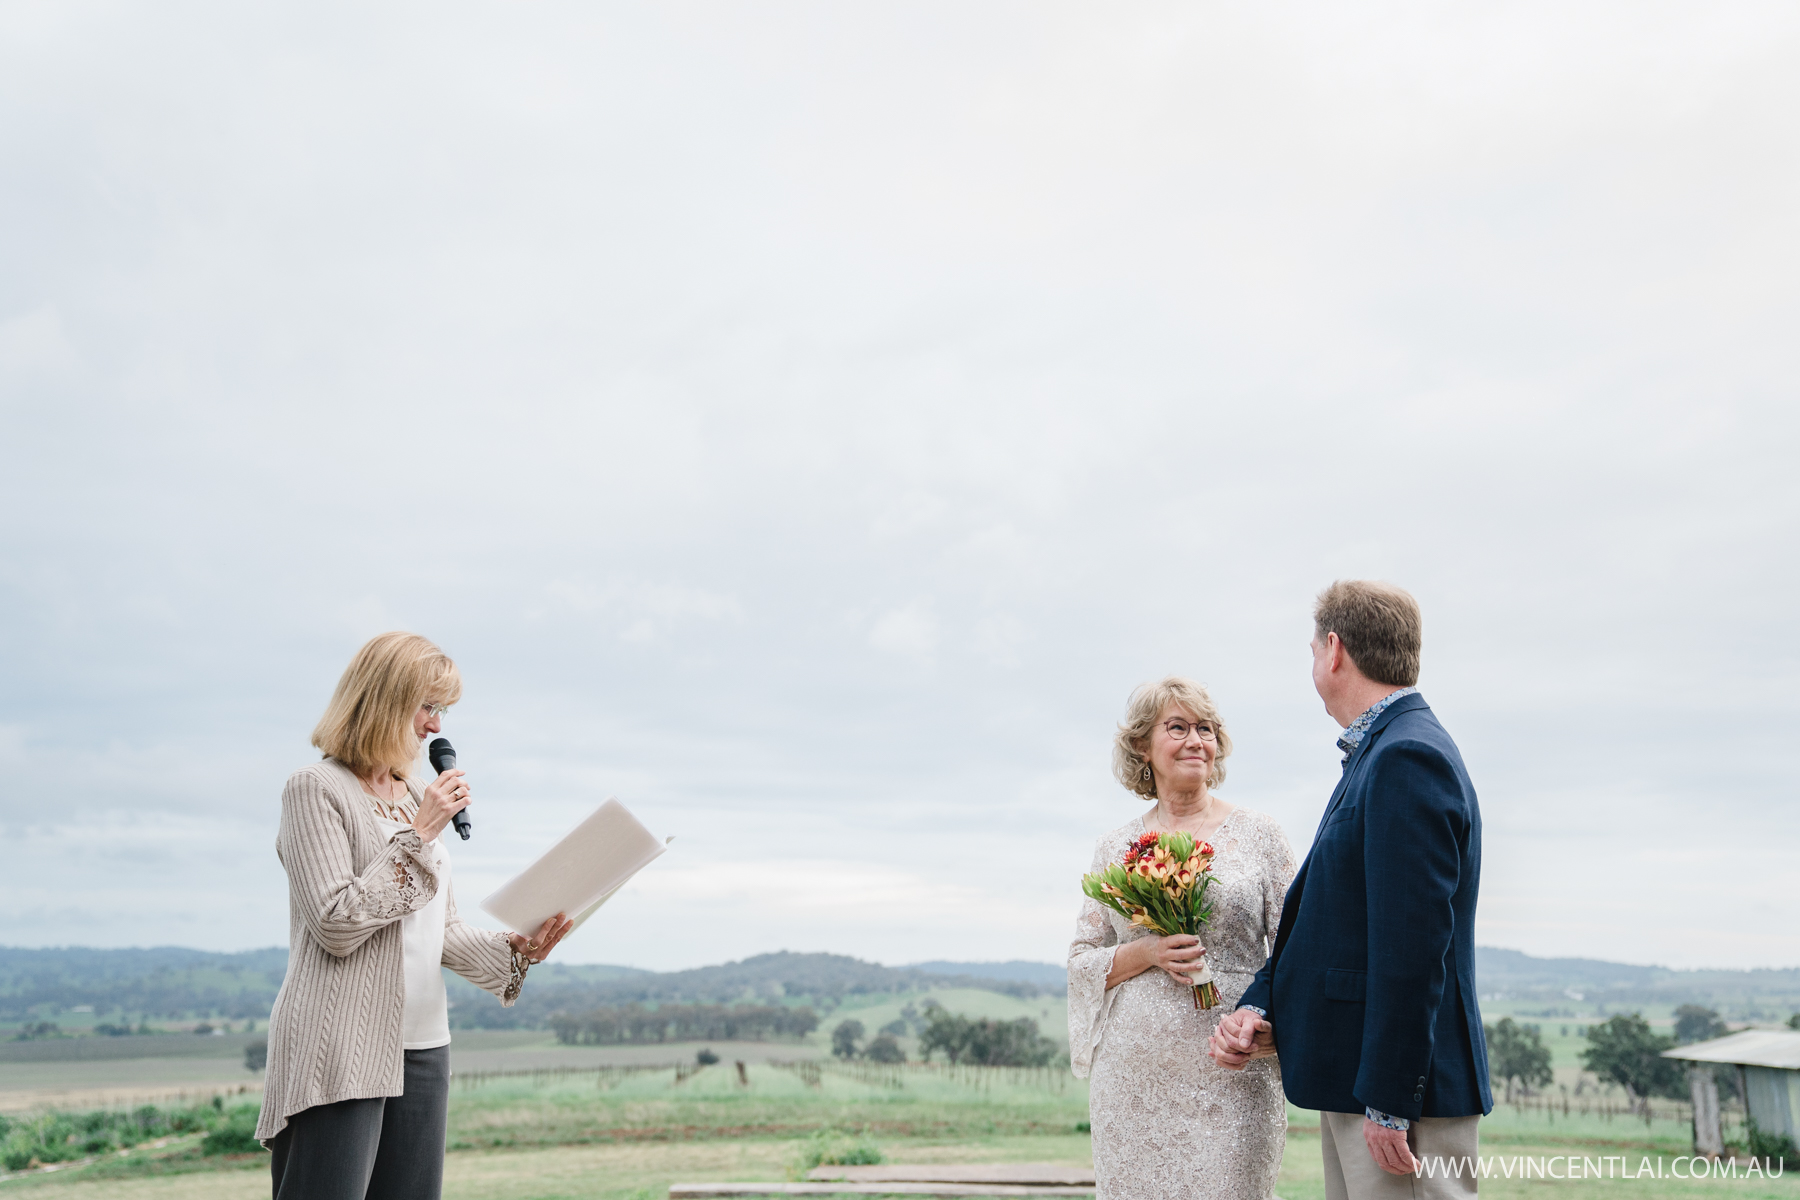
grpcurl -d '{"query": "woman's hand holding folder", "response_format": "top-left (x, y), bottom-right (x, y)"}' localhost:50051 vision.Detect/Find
top-left (509, 912), bottom-right (575, 963)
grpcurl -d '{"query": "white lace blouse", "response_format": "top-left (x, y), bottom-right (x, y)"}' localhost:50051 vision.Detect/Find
top-left (368, 794), bottom-right (453, 1051)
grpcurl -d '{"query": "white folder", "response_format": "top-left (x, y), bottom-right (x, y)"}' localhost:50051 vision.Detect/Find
top-left (479, 797), bottom-right (671, 935)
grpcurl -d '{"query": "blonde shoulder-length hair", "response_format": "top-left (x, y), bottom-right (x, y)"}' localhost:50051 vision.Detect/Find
top-left (311, 632), bottom-right (463, 780)
top-left (1111, 676), bottom-right (1233, 798)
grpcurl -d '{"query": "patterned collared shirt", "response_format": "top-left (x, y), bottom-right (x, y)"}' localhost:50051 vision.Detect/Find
top-left (1337, 687), bottom-right (1418, 763)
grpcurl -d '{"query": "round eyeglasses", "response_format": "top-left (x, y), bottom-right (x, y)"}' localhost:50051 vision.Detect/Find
top-left (1161, 718), bottom-right (1217, 743)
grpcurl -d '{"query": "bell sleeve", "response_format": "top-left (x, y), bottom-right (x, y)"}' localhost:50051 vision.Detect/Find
top-left (1066, 838), bottom-right (1120, 1079)
top-left (441, 875), bottom-right (527, 1005)
top-left (1262, 818), bottom-right (1298, 950)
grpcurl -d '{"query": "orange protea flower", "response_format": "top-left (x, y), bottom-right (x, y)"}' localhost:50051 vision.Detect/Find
top-left (1080, 828), bottom-right (1221, 1010)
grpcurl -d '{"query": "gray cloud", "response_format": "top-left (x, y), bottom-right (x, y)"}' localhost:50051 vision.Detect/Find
top-left (2, 1), bottom-right (1796, 970)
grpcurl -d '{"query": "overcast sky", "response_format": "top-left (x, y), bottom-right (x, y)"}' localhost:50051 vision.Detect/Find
top-left (2, 2), bottom-right (1796, 974)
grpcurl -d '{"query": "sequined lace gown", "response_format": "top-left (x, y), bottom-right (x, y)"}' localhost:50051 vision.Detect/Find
top-left (1067, 808), bottom-right (1297, 1200)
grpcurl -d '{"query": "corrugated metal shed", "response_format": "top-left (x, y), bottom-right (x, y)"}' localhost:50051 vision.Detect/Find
top-left (1665, 1030), bottom-right (1800, 1145)
top-left (1664, 1030), bottom-right (1800, 1070)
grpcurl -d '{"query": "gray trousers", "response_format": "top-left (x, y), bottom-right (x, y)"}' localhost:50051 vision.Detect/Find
top-left (1320, 1110), bottom-right (1481, 1199)
top-left (269, 1045), bottom-right (450, 1200)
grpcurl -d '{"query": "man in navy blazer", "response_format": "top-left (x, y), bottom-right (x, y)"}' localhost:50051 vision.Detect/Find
top-left (1210, 581), bottom-right (1491, 1198)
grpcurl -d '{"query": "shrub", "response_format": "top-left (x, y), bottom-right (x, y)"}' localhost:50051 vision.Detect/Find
top-left (864, 1033), bottom-right (904, 1063)
top-left (695, 1048), bottom-right (720, 1065)
top-left (788, 1127), bottom-right (883, 1179)
top-left (1745, 1118), bottom-right (1796, 1170)
top-left (244, 1038), bottom-right (268, 1073)
top-left (202, 1110), bottom-right (264, 1157)
top-left (0, 1099), bottom-right (261, 1170)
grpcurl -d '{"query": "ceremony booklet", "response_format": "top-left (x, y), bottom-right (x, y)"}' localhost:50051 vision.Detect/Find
top-left (479, 798), bottom-right (671, 935)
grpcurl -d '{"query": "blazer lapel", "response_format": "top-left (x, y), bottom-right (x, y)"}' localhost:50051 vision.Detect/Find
top-left (1313, 693), bottom-right (1430, 832)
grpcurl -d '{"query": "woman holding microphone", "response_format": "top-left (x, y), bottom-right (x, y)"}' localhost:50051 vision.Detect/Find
top-left (255, 632), bottom-right (574, 1200)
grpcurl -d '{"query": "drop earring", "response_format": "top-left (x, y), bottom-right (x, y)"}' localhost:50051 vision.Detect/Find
top-left (1140, 764), bottom-right (1152, 782)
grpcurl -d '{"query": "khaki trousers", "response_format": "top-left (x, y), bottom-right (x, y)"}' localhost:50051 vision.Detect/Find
top-left (1320, 1110), bottom-right (1481, 1199)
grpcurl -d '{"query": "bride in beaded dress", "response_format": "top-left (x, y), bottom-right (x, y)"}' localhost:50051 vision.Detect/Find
top-left (1067, 678), bottom-right (1297, 1200)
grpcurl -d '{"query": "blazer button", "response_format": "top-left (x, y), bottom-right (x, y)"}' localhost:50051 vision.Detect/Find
top-left (1417, 1076), bottom-right (1426, 1085)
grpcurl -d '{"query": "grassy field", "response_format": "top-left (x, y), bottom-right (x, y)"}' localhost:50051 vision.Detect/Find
top-left (0, 986), bottom-right (1064, 1114)
top-left (4, 1057), bottom-right (1794, 1199)
top-left (4, 991), bottom-right (1793, 1199)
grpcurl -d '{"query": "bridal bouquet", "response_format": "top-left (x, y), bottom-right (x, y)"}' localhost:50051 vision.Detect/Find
top-left (1081, 830), bottom-right (1221, 1008)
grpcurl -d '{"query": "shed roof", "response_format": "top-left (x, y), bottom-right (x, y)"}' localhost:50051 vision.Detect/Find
top-left (1661, 1030), bottom-right (1800, 1069)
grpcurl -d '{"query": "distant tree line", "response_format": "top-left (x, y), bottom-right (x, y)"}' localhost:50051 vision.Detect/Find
top-left (3, 947), bottom-right (1061, 1032)
top-left (547, 1003), bottom-right (821, 1045)
top-left (915, 1004), bottom-right (1061, 1067)
top-left (1474, 948), bottom-right (1800, 1015)
top-left (525, 951), bottom-right (1058, 1008)
top-left (1483, 1007), bottom-right (1748, 1106)
top-left (446, 954), bottom-right (1054, 1030)
top-left (0, 948), bottom-right (287, 1023)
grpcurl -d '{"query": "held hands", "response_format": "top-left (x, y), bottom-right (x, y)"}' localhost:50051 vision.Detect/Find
top-left (1364, 1119), bottom-right (1419, 1176)
top-left (509, 913), bottom-right (574, 964)
top-left (413, 768), bottom-right (471, 842)
top-left (1207, 1007), bottom-right (1276, 1070)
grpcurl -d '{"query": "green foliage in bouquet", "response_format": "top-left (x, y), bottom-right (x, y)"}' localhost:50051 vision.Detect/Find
top-left (1081, 829), bottom-right (1220, 1007)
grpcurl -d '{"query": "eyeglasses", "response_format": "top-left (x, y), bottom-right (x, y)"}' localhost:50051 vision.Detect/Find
top-left (1161, 719), bottom-right (1217, 743)
top-left (420, 703), bottom-right (451, 719)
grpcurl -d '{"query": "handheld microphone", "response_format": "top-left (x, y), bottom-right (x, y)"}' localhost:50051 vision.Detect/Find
top-left (427, 737), bottom-right (472, 841)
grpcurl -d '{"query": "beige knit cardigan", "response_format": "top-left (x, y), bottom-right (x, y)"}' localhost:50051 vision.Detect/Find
top-left (255, 758), bottom-right (522, 1143)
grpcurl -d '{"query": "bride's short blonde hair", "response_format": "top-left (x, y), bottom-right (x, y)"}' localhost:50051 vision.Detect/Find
top-left (1112, 676), bottom-right (1233, 798)
top-left (311, 632), bottom-right (462, 780)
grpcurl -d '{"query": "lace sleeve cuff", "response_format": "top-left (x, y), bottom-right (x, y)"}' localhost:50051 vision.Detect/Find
top-left (503, 945), bottom-right (530, 1004)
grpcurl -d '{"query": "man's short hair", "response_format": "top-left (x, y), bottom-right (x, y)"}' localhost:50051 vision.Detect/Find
top-left (1313, 581), bottom-right (1421, 687)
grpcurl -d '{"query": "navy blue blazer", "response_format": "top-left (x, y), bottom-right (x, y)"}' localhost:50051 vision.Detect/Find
top-left (1238, 693), bottom-right (1492, 1120)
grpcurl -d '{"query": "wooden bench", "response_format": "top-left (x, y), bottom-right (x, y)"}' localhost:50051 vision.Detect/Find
top-left (669, 1163), bottom-right (1095, 1198)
